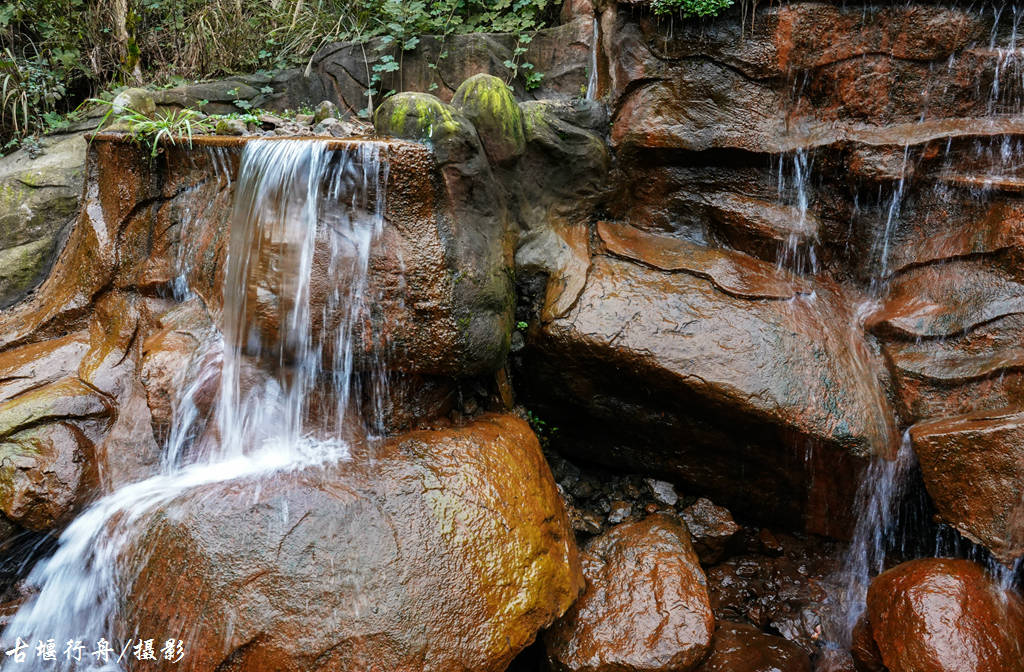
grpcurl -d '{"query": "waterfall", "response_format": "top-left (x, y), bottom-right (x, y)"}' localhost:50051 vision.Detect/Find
top-left (824, 434), bottom-right (916, 647)
top-left (585, 18), bottom-right (599, 100)
top-left (0, 139), bottom-right (388, 671)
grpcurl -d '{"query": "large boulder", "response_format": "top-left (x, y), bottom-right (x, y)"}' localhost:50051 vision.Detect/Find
top-left (124, 414), bottom-right (583, 672)
top-left (909, 409), bottom-right (1024, 564)
top-left (544, 514), bottom-right (714, 672)
top-left (861, 558), bottom-right (1024, 672)
top-left (517, 222), bottom-right (898, 534)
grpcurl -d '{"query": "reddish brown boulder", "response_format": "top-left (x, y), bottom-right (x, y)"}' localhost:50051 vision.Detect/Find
top-left (124, 414), bottom-right (582, 672)
top-left (545, 514), bottom-right (714, 672)
top-left (864, 558), bottom-right (1024, 672)
top-left (909, 410), bottom-right (1024, 565)
top-left (693, 621), bottom-right (811, 672)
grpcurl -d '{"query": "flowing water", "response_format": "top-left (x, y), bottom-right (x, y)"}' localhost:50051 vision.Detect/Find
top-left (585, 18), bottom-right (599, 101)
top-left (779, 4), bottom-right (1024, 650)
top-left (0, 139), bottom-right (388, 670)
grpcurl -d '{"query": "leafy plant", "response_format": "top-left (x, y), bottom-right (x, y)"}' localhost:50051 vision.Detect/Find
top-left (651, 0), bottom-right (734, 17)
top-left (91, 99), bottom-right (211, 156)
top-left (525, 409), bottom-right (559, 449)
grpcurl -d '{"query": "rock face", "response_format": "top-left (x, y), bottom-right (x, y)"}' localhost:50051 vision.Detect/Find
top-left (861, 558), bottom-right (1024, 672)
top-left (694, 622), bottom-right (811, 672)
top-left (0, 132), bottom-right (86, 307)
top-left (517, 222), bottom-right (897, 534)
top-left (124, 414), bottom-right (582, 672)
top-left (544, 514), bottom-right (714, 672)
top-left (909, 410), bottom-right (1024, 565)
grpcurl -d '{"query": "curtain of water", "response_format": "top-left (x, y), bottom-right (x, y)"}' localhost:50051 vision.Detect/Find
top-left (0, 139), bottom-right (387, 671)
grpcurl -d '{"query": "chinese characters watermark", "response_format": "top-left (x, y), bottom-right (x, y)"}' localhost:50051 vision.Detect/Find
top-left (4, 638), bottom-right (184, 664)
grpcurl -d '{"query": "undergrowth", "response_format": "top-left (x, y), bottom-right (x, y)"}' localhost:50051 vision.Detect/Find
top-left (0, 0), bottom-right (559, 143)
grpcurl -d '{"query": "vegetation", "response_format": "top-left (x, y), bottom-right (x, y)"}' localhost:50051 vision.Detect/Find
top-left (651, 0), bottom-right (734, 17)
top-left (0, 0), bottom-right (558, 143)
top-left (92, 100), bottom-right (211, 156)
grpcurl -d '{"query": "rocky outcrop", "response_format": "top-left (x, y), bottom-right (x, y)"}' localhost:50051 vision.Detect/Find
top-left (860, 558), bottom-right (1024, 672)
top-left (909, 409), bottom-right (1024, 565)
top-left (544, 514), bottom-right (713, 672)
top-left (124, 414), bottom-right (582, 672)
top-left (516, 222), bottom-right (897, 534)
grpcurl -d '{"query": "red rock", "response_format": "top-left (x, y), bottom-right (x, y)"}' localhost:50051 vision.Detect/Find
top-left (693, 621), bottom-right (811, 672)
top-left (124, 415), bottom-right (581, 672)
top-left (865, 558), bottom-right (1024, 672)
top-left (545, 514), bottom-right (714, 672)
top-left (909, 409), bottom-right (1024, 565)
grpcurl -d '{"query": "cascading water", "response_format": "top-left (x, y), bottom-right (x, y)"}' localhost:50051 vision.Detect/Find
top-left (585, 18), bottom-right (599, 101)
top-left (794, 3), bottom-right (1024, 652)
top-left (0, 138), bottom-right (388, 670)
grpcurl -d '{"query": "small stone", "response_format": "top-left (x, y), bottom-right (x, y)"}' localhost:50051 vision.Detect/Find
top-left (681, 497), bottom-right (740, 564)
top-left (607, 500), bottom-right (631, 524)
top-left (644, 477), bottom-right (678, 506)
top-left (758, 529), bottom-right (784, 556)
top-left (258, 114), bottom-right (285, 130)
top-left (214, 119), bottom-right (246, 136)
top-left (569, 507), bottom-right (603, 535)
top-left (571, 479), bottom-right (594, 499)
top-left (295, 113), bottom-right (314, 125)
top-left (313, 100), bottom-right (340, 124)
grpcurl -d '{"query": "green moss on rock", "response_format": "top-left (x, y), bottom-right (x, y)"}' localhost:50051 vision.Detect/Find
top-left (374, 92), bottom-right (466, 144)
top-left (452, 74), bottom-right (526, 164)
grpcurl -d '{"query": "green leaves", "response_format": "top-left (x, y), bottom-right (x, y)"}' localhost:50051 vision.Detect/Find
top-left (651, 0), bottom-right (734, 18)
top-left (91, 99), bottom-right (212, 157)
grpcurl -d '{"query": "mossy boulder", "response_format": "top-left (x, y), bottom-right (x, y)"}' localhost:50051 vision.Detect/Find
top-left (452, 73), bottom-right (526, 164)
top-left (374, 92), bottom-right (480, 166)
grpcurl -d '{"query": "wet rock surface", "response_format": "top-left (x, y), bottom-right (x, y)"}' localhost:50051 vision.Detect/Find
top-left (124, 414), bottom-right (582, 672)
top-left (909, 411), bottom-right (1024, 565)
top-left (694, 621), bottom-right (812, 672)
top-left (517, 245), bottom-right (894, 534)
top-left (544, 514), bottom-right (714, 672)
top-left (4, 2), bottom-right (1024, 670)
top-left (862, 558), bottom-right (1024, 672)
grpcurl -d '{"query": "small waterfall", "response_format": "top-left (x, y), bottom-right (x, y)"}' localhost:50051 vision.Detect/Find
top-left (775, 148), bottom-right (818, 275)
top-left (0, 139), bottom-right (388, 670)
top-left (585, 18), bottom-right (599, 100)
top-left (824, 434), bottom-right (916, 647)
